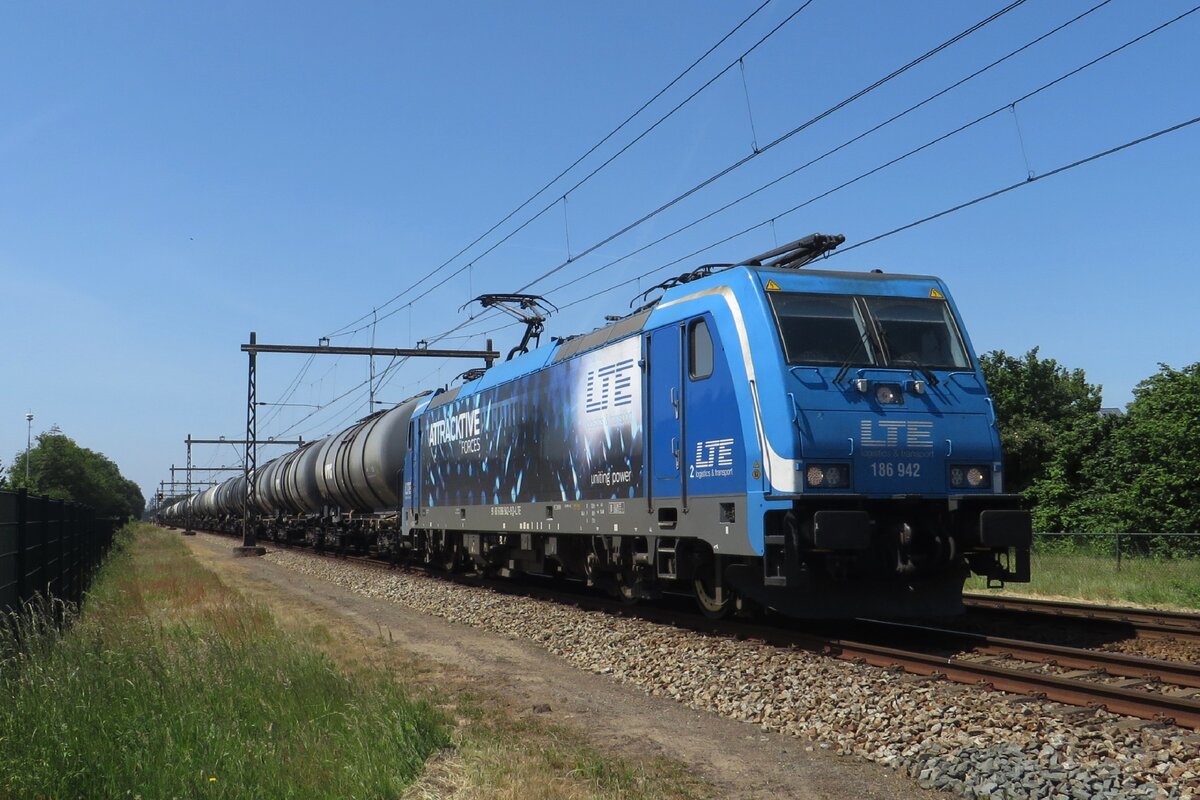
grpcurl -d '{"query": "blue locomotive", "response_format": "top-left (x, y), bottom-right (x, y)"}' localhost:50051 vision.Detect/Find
top-left (162, 233), bottom-right (1030, 618)
top-left (401, 234), bottom-right (1030, 617)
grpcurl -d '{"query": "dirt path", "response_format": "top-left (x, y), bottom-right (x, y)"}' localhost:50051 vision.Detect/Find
top-left (184, 534), bottom-right (934, 800)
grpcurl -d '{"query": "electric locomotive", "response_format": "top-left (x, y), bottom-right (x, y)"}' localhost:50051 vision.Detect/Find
top-left (402, 234), bottom-right (1031, 618)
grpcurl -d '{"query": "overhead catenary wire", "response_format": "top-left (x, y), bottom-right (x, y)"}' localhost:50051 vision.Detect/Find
top-left (322, 0), bottom-right (785, 340)
top-left (444, 107), bottom-right (1200, 351)
top-left (278, 0), bottom-right (1182, 428)
top-left (258, 326), bottom-right (368, 439)
top-left (831, 114), bottom-right (1200, 257)
top-left (441, 0), bottom-right (1174, 343)
top-left (454, 110), bottom-right (1193, 335)
top-left (508, 0), bottom-right (1031, 295)
top-left (577, 114), bottom-right (1200, 306)
top-left (374, 0), bottom-right (1039, 361)
top-left (333, 0), bottom-right (821, 340)
top-left (505, 0), bottom-right (1122, 304)
top-left (273, 357), bottom-right (403, 438)
top-left (258, 353), bottom-right (315, 431)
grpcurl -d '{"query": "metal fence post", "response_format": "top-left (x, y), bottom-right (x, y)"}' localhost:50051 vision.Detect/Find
top-left (57, 502), bottom-right (66, 604)
top-left (69, 505), bottom-right (80, 605)
top-left (1115, 532), bottom-right (1121, 572)
top-left (84, 513), bottom-right (94, 584)
top-left (36, 495), bottom-right (48, 599)
top-left (15, 489), bottom-right (27, 605)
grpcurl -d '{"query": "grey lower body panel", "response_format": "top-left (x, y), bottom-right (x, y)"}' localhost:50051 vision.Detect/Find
top-left (408, 494), bottom-right (757, 556)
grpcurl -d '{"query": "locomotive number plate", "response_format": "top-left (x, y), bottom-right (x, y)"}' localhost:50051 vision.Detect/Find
top-left (869, 461), bottom-right (922, 479)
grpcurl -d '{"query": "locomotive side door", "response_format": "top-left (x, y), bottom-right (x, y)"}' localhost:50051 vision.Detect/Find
top-left (647, 325), bottom-right (683, 507)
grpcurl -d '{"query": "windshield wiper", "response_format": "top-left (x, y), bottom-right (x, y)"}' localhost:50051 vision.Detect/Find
top-left (890, 356), bottom-right (940, 387)
top-left (833, 327), bottom-right (873, 384)
top-left (873, 325), bottom-right (939, 386)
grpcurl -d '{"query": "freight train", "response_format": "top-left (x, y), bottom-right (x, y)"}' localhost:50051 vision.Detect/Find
top-left (161, 234), bottom-right (1031, 618)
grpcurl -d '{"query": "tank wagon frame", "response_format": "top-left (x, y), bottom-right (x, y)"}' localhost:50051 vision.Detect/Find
top-left (163, 234), bottom-right (1031, 619)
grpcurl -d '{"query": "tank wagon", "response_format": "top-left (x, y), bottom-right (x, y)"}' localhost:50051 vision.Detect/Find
top-left (166, 234), bottom-right (1031, 618)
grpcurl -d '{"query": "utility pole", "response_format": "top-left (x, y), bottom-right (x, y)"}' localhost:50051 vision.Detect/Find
top-left (24, 411), bottom-right (32, 485)
top-left (369, 308), bottom-right (377, 415)
top-left (185, 434), bottom-right (194, 536)
top-left (239, 332), bottom-right (261, 557)
top-left (237, 332), bottom-right (497, 558)
top-left (177, 437), bottom-right (301, 547)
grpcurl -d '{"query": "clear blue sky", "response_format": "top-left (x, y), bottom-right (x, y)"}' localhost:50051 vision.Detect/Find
top-left (2, 0), bottom-right (1197, 505)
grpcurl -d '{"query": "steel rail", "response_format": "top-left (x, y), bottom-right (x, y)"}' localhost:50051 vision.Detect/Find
top-left (182, 526), bottom-right (1200, 729)
top-left (815, 637), bottom-right (1200, 730)
top-left (964, 595), bottom-right (1200, 642)
top-left (338, 553), bottom-right (1200, 729)
top-left (855, 619), bottom-right (1200, 689)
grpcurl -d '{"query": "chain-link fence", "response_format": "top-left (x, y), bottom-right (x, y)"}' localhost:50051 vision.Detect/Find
top-left (1034, 532), bottom-right (1200, 570)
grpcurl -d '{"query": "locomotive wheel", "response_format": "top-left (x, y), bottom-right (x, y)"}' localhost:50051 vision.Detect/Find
top-left (438, 541), bottom-right (461, 572)
top-left (735, 594), bottom-right (764, 620)
top-left (424, 532), bottom-right (459, 572)
top-left (617, 572), bottom-right (641, 605)
top-left (693, 573), bottom-right (732, 619)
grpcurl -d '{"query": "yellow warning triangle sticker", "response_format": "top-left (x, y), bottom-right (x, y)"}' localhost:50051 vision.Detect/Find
top-left (929, 288), bottom-right (944, 299)
top-left (765, 279), bottom-right (781, 291)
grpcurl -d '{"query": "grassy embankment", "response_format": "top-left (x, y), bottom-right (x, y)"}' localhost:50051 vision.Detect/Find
top-left (0, 524), bottom-right (447, 798)
top-left (965, 550), bottom-right (1200, 610)
top-left (1, 524), bottom-right (706, 800)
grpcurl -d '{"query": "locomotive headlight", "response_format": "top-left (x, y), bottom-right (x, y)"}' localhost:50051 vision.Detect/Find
top-left (950, 465), bottom-right (991, 488)
top-left (825, 465), bottom-right (848, 487)
top-left (875, 384), bottom-right (902, 404)
top-left (806, 464), bottom-right (850, 489)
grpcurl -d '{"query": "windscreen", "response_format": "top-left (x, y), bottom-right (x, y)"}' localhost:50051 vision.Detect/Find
top-left (768, 293), bottom-right (874, 366)
top-left (768, 292), bottom-right (970, 370)
top-left (864, 297), bottom-right (970, 370)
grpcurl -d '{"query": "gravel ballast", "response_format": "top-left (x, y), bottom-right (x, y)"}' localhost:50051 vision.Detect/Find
top-left (262, 547), bottom-right (1200, 799)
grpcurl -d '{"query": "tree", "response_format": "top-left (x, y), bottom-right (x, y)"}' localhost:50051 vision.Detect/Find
top-left (7, 431), bottom-right (144, 520)
top-left (979, 348), bottom-right (1104, 498)
top-left (981, 350), bottom-right (1199, 536)
top-left (1095, 363), bottom-right (1200, 534)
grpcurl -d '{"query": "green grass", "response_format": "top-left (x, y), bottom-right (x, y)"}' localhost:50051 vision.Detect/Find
top-left (0, 524), bottom-right (448, 799)
top-left (966, 550), bottom-right (1200, 610)
top-left (428, 688), bottom-right (707, 800)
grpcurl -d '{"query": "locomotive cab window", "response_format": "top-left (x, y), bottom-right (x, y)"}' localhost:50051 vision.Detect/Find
top-left (689, 318), bottom-right (713, 379)
top-left (769, 291), bottom-right (971, 371)
top-left (768, 293), bottom-right (875, 367)
top-left (864, 296), bottom-right (970, 370)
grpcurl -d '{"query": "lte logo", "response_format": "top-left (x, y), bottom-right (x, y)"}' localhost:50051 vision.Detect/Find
top-left (695, 438), bottom-right (735, 468)
top-left (859, 420), bottom-right (933, 448)
top-left (586, 359), bottom-right (635, 412)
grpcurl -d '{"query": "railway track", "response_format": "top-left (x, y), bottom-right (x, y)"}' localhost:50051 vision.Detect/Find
top-left (963, 594), bottom-right (1200, 643)
top-left (202, 530), bottom-right (1200, 730)
top-left (845, 619), bottom-right (1200, 730)
top-left (856, 619), bottom-right (1200, 690)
